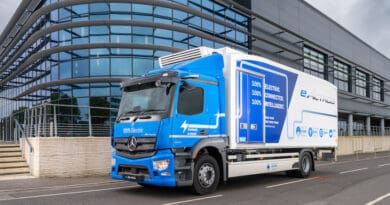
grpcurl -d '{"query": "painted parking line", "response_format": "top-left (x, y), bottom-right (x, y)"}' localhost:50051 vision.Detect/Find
top-left (0, 185), bottom-right (140, 202)
top-left (162, 194), bottom-right (223, 205)
top-left (339, 167), bottom-right (368, 175)
top-left (265, 177), bottom-right (319, 189)
top-left (378, 163), bottom-right (390, 167)
top-left (366, 193), bottom-right (390, 205)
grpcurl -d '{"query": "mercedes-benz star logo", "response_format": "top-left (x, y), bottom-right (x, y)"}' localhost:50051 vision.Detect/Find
top-left (127, 136), bottom-right (137, 152)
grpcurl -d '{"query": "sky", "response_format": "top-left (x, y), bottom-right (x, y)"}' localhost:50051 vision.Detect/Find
top-left (305, 0), bottom-right (390, 59)
top-left (0, 0), bottom-right (21, 34)
top-left (0, 1), bottom-right (388, 58)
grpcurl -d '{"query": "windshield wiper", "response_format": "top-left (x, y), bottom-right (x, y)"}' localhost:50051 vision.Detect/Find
top-left (139, 109), bottom-right (165, 114)
top-left (133, 109), bottom-right (165, 122)
top-left (117, 110), bottom-right (141, 120)
top-left (117, 109), bottom-right (165, 122)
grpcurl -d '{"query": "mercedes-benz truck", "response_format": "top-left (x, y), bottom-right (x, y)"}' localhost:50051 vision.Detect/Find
top-left (111, 47), bottom-right (337, 195)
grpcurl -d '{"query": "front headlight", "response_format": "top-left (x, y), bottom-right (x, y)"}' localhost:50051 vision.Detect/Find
top-left (153, 159), bottom-right (169, 171)
top-left (111, 157), bottom-right (116, 166)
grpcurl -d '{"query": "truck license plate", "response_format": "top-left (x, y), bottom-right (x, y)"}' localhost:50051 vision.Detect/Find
top-left (125, 175), bottom-right (136, 180)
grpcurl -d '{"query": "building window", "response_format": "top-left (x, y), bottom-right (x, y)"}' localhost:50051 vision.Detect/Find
top-left (338, 113), bottom-right (349, 136)
top-left (353, 118), bottom-right (367, 136)
top-left (303, 46), bottom-right (326, 79)
top-left (333, 60), bottom-right (350, 92)
top-left (355, 69), bottom-right (368, 97)
top-left (372, 77), bottom-right (383, 101)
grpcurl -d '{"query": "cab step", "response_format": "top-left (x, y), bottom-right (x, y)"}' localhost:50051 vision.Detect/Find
top-left (175, 166), bottom-right (191, 171)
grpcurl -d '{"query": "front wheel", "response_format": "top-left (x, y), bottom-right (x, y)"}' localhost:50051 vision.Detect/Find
top-left (192, 155), bottom-right (220, 195)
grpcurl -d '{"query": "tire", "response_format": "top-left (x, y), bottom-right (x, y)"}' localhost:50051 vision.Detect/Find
top-left (296, 152), bottom-right (312, 178)
top-left (192, 155), bottom-right (220, 195)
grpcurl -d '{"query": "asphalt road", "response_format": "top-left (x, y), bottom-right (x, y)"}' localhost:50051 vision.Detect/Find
top-left (1, 153), bottom-right (390, 205)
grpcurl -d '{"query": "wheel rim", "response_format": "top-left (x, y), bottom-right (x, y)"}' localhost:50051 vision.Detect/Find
top-left (302, 155), bottom-right (310, 173)
top-left (198, 162), bottom-right (216, 188)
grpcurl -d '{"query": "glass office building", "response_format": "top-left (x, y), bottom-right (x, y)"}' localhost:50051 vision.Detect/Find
top-left (0, 0), bottom-right (249, 138)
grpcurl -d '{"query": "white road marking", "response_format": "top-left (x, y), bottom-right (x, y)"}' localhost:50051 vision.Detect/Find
top-left (0, 180), bottom-right (128, 193)
top-left (378, 163), bottom-right (390, 167)
top-left (366, 193), bottom-right (390, 205)
top-left (265, 177), bottom-right (319, 189)
top-left (316, 155), bottom-right (390, 167)
top-left (339, 167), bottom-right (368, 175)
top-left (162, 194), bottom-right (223, 205)
top-left (0, 185), bottom-right (140, 201)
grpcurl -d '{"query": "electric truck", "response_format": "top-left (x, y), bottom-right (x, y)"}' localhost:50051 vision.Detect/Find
top-left (111, 47), bottom-right (338, 194)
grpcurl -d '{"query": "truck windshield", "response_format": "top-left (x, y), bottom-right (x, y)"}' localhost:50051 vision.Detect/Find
top-left (118, 82), bottom-right (175, 118)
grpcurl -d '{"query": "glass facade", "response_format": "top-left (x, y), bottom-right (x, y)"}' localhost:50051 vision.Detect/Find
top-left (372, 77), bottom-right (383, 101)
top-left (352, 115), bottom-right (368, 136)
top-left (303, 46), bottom-right (326, 79)
top-left (355, 69), bottom-right (368, 97)
top-left (333, 60), bottom-right (350, 92)
top-left (0, 0), bottom-right (250, 130)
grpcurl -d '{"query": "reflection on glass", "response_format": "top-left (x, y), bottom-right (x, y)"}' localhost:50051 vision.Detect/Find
top-left (73, 59), bottom-right (89, 77)
top-left (111, 58), bottom-right (131, 76)
top-left (90, 58), bottom-right (109, 76)
top-left (59, 62), bottom-right (71, 79)
top-left (133, 58), bottom-right (153, 76)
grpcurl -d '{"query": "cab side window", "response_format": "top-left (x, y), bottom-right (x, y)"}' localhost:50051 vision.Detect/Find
top-left (177, 86), bottom-right (204, 115)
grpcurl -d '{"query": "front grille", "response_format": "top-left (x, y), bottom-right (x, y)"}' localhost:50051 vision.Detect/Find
top-left (118, 164), bottom-right (150, 179)
top-left (115, 137), bottom-right (156, 159)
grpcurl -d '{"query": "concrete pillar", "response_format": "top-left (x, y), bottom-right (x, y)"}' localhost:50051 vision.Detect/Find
top-left (381, 118), bottom-right (385, 136)
top-left (366, 116), bottom-right (371, 136)
top-left (348, 114), bottom-right (353, 136)
top-left (351, 66), bottom-right (356, 94)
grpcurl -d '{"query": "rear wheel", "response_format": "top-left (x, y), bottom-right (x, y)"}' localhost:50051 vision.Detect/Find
top-left (192, 155), bottom-right (220, 195)
top-left (286, 151), bottom-right (312, 178)
top-left (297, 152), bottom-right (312, 178)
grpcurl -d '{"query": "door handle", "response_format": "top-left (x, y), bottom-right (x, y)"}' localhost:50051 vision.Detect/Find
top-left (199, 129), bottom-right (208, 135)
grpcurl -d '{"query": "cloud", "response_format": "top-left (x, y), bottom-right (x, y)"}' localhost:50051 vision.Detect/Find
top-left (306, 0), bottom-right (390, 58)
top-left (0, 0), bottom-right (22, 34)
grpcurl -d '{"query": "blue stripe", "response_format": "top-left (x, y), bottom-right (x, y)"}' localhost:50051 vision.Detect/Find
top-left (294, 110), bottom-right (337, 126)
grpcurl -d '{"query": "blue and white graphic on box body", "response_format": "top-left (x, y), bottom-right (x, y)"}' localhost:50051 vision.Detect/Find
top-left (222, 50), bottom-right (338, 149)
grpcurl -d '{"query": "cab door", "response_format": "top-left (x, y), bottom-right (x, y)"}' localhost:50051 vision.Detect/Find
top-left (170, 80), bottom-right (216, 148)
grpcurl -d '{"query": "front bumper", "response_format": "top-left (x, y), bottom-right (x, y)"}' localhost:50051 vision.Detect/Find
top-left (111, 149), bottom-right (176, 187)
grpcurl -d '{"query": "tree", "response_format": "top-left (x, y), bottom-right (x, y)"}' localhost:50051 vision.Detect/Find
top-left (90, 97), bottom-right (110, 124)
top-left (12, 106), bottom-right (28, 123)
top-left (50, 92), bottom-right (80, 124)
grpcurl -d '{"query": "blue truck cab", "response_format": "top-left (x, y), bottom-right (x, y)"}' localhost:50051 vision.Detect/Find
top-left (111, 50), bottom-right (227, 194)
